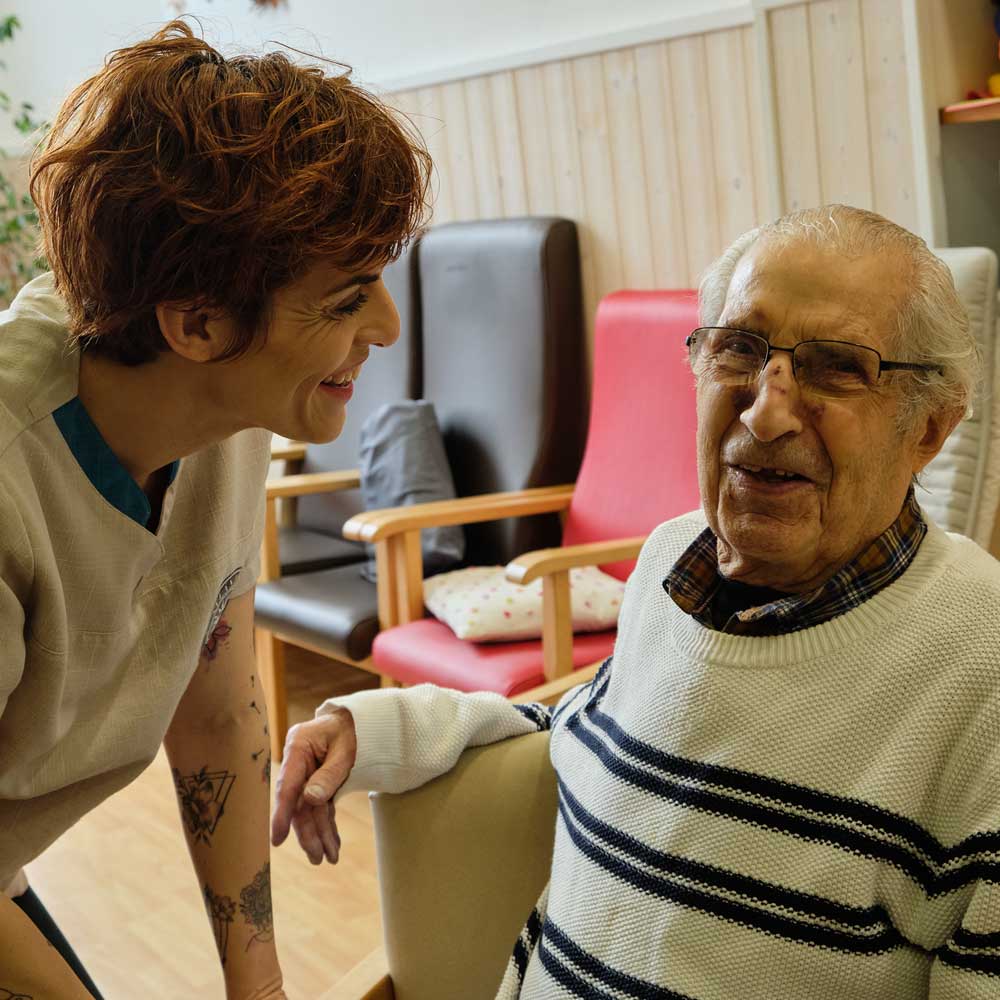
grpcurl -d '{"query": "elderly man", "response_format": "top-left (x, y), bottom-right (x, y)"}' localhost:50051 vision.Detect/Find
top-left (273, 205), bottom-right (999, 999)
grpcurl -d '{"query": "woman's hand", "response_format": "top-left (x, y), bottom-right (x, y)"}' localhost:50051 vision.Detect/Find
top-left (270, 708), bottom-right (357, 865)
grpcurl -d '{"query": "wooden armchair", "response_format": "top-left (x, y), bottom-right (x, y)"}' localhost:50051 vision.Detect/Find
top-left (346, 290), bottom-right (702, 706)
top-left (343, 486), bottom-right (643, 704)
top-left (254, 219), bottom-right (589, 759)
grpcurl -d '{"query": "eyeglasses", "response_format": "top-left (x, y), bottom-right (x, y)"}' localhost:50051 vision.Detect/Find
top-left (685, 327), bottom-right (944, 400)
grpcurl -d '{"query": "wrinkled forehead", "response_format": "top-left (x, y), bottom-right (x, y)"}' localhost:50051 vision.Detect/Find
top-left (718, 236), bottom-right (910, 350)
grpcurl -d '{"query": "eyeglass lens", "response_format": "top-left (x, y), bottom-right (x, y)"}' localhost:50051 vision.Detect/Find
top-left (691, 329), bottom-right (879, 398)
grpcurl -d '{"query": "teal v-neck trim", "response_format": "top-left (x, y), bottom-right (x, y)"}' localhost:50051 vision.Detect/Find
top-left (52, 396), bottom-right (179, 529)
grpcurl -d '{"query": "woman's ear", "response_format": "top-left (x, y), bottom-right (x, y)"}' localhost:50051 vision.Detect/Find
top-left (155, 303), bottom-right (232, 362)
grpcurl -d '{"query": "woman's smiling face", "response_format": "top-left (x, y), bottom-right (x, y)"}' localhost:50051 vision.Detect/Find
top-left (219, 259), bottom-right (401, 443)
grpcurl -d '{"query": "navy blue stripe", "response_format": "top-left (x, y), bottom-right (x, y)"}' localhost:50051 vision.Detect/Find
top-left (556, 793), bottom-right (910, 956)
top-left (954, 927), bottom-right (1000, 949)
top-left (937, 945), bottom-right (1000, 977)
top-left (559, 780), bottom-right (889, 929)
top-left (512, 936), bottom-right (529, 982)
top-left (587, 702), bottom-right (1000, 866)
top-left (551, 657), bottom-right (613, 731)
top-left (537, 936), bottom-right (621, 1000)
top-left (526, 907), bottom-right (543, 946)
top-left (569, 709), bottom-right (1000, 895)
top-left (514, 703), bottom-right (552, 732)
top-left (544, 918), bottom-right (699, 1000)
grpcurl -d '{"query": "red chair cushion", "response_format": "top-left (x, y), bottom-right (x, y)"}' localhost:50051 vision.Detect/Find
top-left (373, 618), bottom-right (616, 697)
top-left (562, 290), bottom-right (701, 579)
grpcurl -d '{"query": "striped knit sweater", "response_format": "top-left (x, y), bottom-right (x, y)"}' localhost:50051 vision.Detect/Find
top-left (322, 510), bottom-right (1000, 999)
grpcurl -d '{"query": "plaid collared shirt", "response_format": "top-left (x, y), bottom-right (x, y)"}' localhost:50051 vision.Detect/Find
top-left (664, 489), bottom-right (927, 635)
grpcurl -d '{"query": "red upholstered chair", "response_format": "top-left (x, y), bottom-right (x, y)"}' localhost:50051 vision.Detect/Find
top-left (343, 290), bottom-right (701, 701)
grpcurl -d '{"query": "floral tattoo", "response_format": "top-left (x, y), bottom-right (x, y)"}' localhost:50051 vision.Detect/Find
top-left (240, 862), bottom-right (274, 950)
top-left (173, 766), bottom-right (236, 845)
top-left (203, 884), bottom-right (236, 965)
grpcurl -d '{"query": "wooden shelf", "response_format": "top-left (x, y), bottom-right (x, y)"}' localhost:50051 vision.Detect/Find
top-left (940, 97), bottom-right (1000, 124)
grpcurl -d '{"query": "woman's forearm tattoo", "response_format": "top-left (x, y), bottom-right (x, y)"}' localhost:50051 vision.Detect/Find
top-left (173, 766), bottom-right (236, 845)
top-left (239, 862), bottom-right (274, 951)
top-left (203, 884), bottom-right (236, 966)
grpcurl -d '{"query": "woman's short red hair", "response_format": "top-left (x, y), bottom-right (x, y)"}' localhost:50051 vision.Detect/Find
top-left (30, 20), bottom-right (431, 365)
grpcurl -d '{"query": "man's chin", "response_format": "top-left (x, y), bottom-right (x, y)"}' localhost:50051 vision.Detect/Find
top-left (716, 512), bottom-right (818, 582)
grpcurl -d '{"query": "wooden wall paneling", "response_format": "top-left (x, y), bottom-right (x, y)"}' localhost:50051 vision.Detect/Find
top-left (808, 0), bottom-right (874, 209)
top-left (513, 65), bottom-right (558, 215)
top-left (861, 0), bottom-right (919, 232)
top-left (570, 54), bottom-right (626, 346)
top-left (414, 85), bottom-right (456, 225)
top-left (600, 48), bottom-right (656, 288)
top-left (463, 75), bottom-right (504, 218)
top-left (768, 3), bottom-right (823, 213)
top-left (666, 34), bottom-right (722, 287)
top-left (633, 41), bottom-right (690, 289)
top-left (439, 80), bottom-right (480, 221)
top-left (541, 60), bottom-right (600, 367)
top-left (488, 70), bottom-right (530, 216)
top-left (705, 28), bottom-right (761, 247)
top-left (741, 23), bottom-right (777, 225)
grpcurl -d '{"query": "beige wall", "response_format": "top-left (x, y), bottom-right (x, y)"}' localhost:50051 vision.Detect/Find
top-left (388, 0), bottom-right (918, 366)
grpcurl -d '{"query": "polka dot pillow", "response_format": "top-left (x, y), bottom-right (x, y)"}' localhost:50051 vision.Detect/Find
top-left (423, 565), bottom-right (626, 642)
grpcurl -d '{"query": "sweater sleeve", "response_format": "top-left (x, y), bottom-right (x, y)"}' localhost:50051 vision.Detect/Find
top-left (315, 684), bottom-right (547, 797)
top-left (0, 484), bottom-right (30, 723)
top-left (314, 660), bottom-right (610, 798)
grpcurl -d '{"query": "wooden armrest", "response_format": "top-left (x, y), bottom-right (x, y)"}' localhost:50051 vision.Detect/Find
top-left (506, 536), bottom-right (647, 585)
top-left (270, 441), bottom-right (308, 462)
top-left (343, 484), bottom-right (575, 542)
top-left (266, 469), bottom-right (361, 500)
top-left (513, 658), bottom-right (605, 707)
top-left (318, 946), bottom-right (393, 1000)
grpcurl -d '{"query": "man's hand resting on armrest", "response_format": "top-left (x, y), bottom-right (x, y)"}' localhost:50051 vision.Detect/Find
top-left (270, 707), bottom-right (357, 865)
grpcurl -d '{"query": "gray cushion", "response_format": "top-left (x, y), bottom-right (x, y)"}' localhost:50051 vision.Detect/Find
top-left (358, 400), bottom-right (464, 582)
top-left (255, 565), bottom-right (379, 662)
top-left (278, 527), bottom-right (365, 577)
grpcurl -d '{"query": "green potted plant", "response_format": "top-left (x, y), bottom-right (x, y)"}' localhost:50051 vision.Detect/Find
top-left (0, 14), bottom-right (47, 308)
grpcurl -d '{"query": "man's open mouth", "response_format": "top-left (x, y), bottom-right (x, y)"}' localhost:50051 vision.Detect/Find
top-left (733, 464), bottom-right (811, 484)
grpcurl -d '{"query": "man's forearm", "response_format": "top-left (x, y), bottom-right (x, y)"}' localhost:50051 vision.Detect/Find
top-left (164, 648), bottom-right (280, 996)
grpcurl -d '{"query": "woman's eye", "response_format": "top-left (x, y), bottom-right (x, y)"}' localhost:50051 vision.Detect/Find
top-left (323, 290), bottom-right (369, 319)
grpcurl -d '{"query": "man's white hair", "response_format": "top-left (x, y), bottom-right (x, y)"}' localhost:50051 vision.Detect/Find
top-left (698, 204), bottom-right (982, 427)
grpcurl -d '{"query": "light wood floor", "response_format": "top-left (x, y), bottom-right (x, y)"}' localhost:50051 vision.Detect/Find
top-left (26, 646), bottom-right (382, 998)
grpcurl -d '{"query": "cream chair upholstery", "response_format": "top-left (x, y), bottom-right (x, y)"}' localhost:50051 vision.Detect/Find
top-left (919, 247), bottom-right (1000, 546)
top-left (366, 731), bottom-right (556, 1000)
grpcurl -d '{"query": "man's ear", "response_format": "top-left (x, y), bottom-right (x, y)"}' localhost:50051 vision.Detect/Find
top-left (155, 303), bottom-right (231, 363)
top-left (911, 405), bottom-right (964, 475)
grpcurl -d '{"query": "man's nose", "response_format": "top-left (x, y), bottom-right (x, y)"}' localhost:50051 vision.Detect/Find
top-left (363, 278), bottom-right (401, 349)
top-left (739, 357), bottom-right (804, 442)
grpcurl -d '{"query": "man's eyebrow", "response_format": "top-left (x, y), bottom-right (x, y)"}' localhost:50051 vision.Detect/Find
top-left (320, 273), bottom-right (380, 299)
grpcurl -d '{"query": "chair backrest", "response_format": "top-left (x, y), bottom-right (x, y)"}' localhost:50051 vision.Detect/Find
top-left (561, 290), bottom-right (701, 580)
top-left (370, 731), bottom-right (557, 1000)
top-left (917, 247), bottom-right (999, 546)
top-left (296, 239), bottom-right (422, 536)
top-left (420, 218), bottom-right (588, 565)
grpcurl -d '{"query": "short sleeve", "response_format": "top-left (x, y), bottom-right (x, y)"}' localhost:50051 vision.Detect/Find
top-left (0, 483), bottom-right (32, 720)
top-left (229, 430), bottom-right (270, 599)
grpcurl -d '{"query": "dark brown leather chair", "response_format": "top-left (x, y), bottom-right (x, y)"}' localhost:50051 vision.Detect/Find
top-left (254, 217), bottom-right (588, 759)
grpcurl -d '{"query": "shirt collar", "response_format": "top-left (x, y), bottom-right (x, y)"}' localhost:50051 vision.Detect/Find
top-left (663, 489), bottom-right (927, 635)
top-left (52, 396), bottom-right (180, 530)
